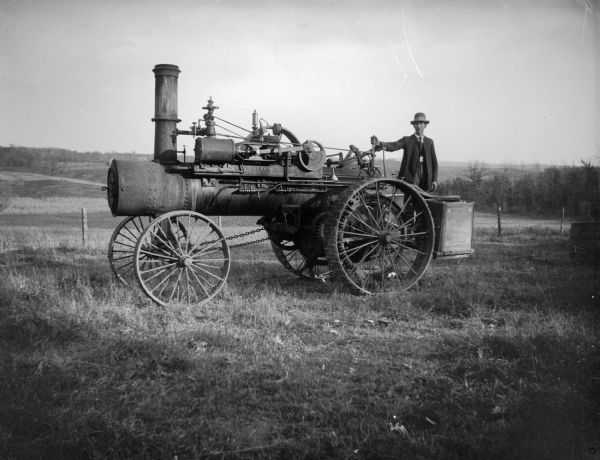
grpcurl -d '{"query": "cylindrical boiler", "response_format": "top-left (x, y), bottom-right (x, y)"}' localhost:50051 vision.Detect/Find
top-left (106, 159), bottom-right (321, 217)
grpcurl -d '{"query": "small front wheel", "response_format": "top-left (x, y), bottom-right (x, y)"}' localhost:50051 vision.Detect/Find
top-left (134, 211), bottom-right (230, 306)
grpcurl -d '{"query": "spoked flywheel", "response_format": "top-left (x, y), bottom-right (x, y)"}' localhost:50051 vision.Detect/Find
top-left (108, 215), bottom-right (154, 285)
top-left (269, 236), bottom-right (331, 281)
top-left (134, 211), bottom-right (230, 306)
top-left (267, 212), bottom-right (331, 281)
top-left (323, 178), bottom-right (435, 294)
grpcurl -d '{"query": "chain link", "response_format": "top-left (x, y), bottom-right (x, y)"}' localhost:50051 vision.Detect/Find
top-left (224, 226), bottom-right (265, 241)
top-left (228, 235), bottom-right (272, 249)
top-left (225, 226), bottom-right (271, 249)
top-left (189, 226), bottom-right (269, 250)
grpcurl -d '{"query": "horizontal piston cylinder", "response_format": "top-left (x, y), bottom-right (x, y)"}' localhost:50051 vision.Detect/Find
top-left (194, 138), bottom-right (236, 164)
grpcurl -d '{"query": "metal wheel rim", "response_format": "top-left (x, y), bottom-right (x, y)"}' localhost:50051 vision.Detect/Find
top-left (108, 215), bottom-right (154, 285)
top-left (324, 178), bottom-right (434, 294)
top-left (134, 211), bottom-right (230, 306)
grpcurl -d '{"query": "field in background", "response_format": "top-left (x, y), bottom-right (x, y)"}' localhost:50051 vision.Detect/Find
top-left (0, 170), bottom-right (599, 458)
top-left (0, 194), bottom-right (573, 251)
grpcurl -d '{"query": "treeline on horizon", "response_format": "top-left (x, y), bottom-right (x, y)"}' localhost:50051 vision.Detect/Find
top-left (0, 145), bottom-right (151, 168)
top-left (438, 162), bottom-right (600, 218)
top-left (1, 145), bottom-right (599, 218)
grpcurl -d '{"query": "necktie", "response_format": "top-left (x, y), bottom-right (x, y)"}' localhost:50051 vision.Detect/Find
top-left (417, 137), bottom-right (425, 186)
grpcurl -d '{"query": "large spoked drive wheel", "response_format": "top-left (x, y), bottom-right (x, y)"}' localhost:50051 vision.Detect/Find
top-left (134, 211), bottom-right (230, 306)
top-left (108, 215), bottom-right (154, 285)
top-left (324, 178), bottom-right (434, 294)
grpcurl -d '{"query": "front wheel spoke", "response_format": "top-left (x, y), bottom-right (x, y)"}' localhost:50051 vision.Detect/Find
top-left (191, 260), bottom-right (226, 271)
top-left (186, 226), bottom-right (217, 254)
top-left (188, 263), bottom-right (217, 292)
top-left (189, 246), bottom-right (227, 259)
top-left (190, 257), bottom-right (229, 264)
top-left (188, 261), bottom-right (225, 283)
top-left (149, 267), bottom-right (178, 297)
top-left (155, 265), bottom-right (183, 299)
top-left (186, 214), bottom-right (193, 254)
top-left (139, 261), bottom-right (178, 276)
top-left (140, 266), bottom-right (175, 286)
top-left (168, 219), bottom-right (186, 254)
top-left (155, 226), bottom-right (182, 256)
top-left (139, 248), bottom-right (178, 261)
top-left (185, 268), bottom-right (193, 305)
top-left (186, 268), bottom-right (202, 304)
top-left (187, 266), bottom-right (211, 298)
top-left (168, 268), bottom-right (184, 303)
top-left (189, 235), bottom-right (225, 257)
top-left (143, 239), bottom-right (176, 258)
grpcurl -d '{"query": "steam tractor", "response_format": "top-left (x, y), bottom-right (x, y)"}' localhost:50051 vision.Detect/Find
top-left (106, 64), bottom-right (474, 306)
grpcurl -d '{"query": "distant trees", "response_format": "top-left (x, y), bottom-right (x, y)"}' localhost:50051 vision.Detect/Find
top-left (0, 146), bottom-right (151, 173)
top-left (438, 162), bottom-right (600, 218)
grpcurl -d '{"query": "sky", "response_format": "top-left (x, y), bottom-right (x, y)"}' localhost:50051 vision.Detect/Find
top-left (0, 0), bottom-right (598, 165)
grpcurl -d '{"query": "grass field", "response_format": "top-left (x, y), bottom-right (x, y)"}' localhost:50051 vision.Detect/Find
top-left (0, 196), bottom-right (599, 459)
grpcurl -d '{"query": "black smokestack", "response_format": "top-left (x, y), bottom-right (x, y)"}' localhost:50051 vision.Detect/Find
top-left (152, 64), bottom-right (180, 163)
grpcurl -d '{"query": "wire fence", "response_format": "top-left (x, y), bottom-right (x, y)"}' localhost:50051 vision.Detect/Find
top-left (0, 206), bottom-right (582, 253)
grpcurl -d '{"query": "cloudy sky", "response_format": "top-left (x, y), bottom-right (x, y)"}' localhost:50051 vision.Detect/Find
top-left (1, 0), bottom-right (598, 165)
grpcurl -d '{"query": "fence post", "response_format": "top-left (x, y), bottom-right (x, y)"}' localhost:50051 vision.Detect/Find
top-left (560, 207), bottom-right (565, 233)
top-left (81, 207), bottom-right (88, 246)
top-left (217, 216), bottom-right (222, 229)
top-left (497, 205), bottom-right (502, 236)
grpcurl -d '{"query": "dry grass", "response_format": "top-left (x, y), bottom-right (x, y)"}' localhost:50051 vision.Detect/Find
top-left (1, 197), bottom-right (108, 215)
top-left (0, 217), bottom-right (599, 459)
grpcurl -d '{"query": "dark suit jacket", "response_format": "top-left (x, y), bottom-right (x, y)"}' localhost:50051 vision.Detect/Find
top-left (380, 134), bottom-right (438, 189)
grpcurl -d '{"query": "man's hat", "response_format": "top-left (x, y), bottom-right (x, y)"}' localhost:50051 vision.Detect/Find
top-left (410, 112), bottom-right (429, 125)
